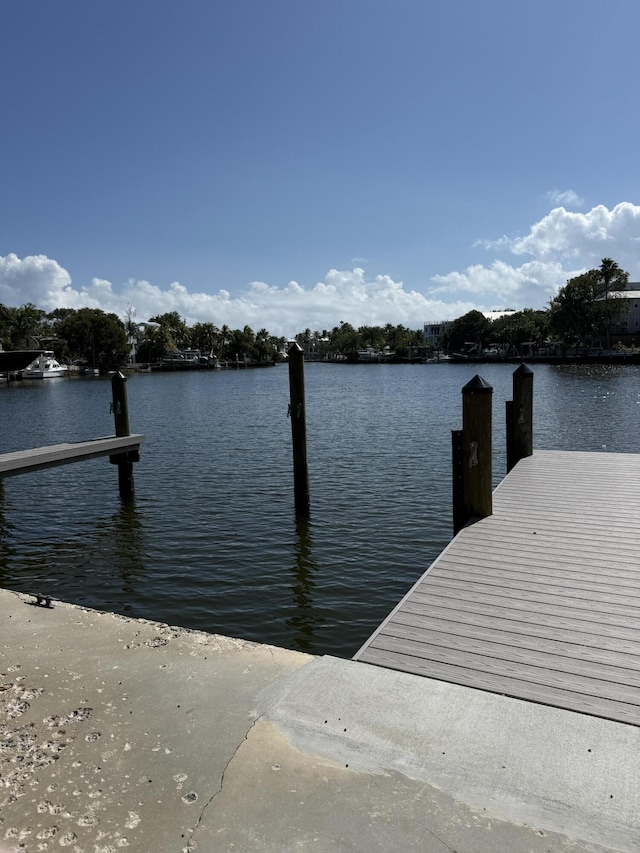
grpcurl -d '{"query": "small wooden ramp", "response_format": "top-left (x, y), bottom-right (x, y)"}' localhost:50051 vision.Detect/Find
top-left (355, 450), bottom-right (640, 726)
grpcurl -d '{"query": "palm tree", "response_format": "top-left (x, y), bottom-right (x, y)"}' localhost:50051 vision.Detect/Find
top-left (255, 328), bottom-right (273, 362)
top-left (11, 304), bottom-right (45, 349)
top-left (598, 258), bottom-right (629, 349)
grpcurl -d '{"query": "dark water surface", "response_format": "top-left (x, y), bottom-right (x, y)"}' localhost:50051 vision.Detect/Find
top-left (1, 362), bottom-right (639, 656)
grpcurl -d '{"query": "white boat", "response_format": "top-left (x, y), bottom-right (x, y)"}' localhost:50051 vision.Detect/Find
top-left (357, 346), bottom-right (392, 362)
top-left (22, 352), bottom-right (68, 379)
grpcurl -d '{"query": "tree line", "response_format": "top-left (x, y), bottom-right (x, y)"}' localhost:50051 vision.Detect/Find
top-left (0, 305), bottom-right (131, 372)
top-left (0, 304), bottom-right (429, 368)
top-left (442, 258), bottom-right (632, 354)
top-left (0, 258), bottom-right (632, 369)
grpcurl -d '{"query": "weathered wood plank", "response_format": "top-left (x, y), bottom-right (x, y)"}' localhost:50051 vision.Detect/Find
top-left (0, 435), bottom-right (145, 477)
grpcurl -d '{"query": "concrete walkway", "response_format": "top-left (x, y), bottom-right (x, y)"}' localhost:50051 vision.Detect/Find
top-left (1, 587), bottom-right (638, 852)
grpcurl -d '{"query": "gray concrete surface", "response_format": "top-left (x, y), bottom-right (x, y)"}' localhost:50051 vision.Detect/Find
top-left (1, 587), bottom-right (638, 852)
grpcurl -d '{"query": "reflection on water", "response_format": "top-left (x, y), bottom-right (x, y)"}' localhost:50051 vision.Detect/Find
top-left (285, 517), bottom-right (324, 652)
top-left (94, 498), bottom-right (148, 605)
top-left (0, 481), bottom-right (17, 575)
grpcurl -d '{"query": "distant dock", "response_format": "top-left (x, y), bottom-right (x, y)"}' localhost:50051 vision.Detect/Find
top-left (356, 449), bottom-right (640, 727)
top-left (0, 435), bottom-right (144, 478)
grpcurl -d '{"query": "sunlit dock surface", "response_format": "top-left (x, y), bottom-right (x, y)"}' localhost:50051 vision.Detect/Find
top-left (356, 449), bottom-right (640, 726)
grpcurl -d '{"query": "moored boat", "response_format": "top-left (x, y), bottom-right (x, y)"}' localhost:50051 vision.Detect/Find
top-left (0, 348), bottom-right (44, 377)
top-left (21, 352), bottom-right (68, 379)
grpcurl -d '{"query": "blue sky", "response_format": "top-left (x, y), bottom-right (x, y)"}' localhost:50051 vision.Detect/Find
top-left (2, 0), bottom-right (640, 336)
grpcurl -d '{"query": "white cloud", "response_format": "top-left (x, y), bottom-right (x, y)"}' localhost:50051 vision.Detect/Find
top-left (2, 202), bottom-right (640, 334)
top-left (0, 254), bottom-right (476, 335)
top-left (429, 260), bottom-right (581, 309)
top-left (0, 253), bottom-right (73, 307)
top-left (431, 202), bottom-right (640, 312)
top-left (547, 188), bottom-right (585, 208)
top-left (510, 203), bottom-right (640, 266)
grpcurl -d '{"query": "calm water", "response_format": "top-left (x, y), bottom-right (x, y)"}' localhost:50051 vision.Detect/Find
top-left (1, 362), bottom-right (639, 656)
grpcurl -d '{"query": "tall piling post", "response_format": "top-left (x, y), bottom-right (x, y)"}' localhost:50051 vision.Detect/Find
top-left (453, 375), bottom-right (493, 534)
top-left (451, 428), bottom-right (465, 535)
top-left (287, 342), bottom-right (310, 517)
top-left (110, 371), bottom-right (136, 498)
top-left (506, 363), bottom-right (533, 472)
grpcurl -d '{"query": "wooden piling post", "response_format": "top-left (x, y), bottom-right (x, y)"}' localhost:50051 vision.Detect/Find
top-left (451, 429), bottom-right (464, 535)
top-left (506, 363), bottom-right (533, 472)
top-left (287, 342), bottom-right (310, 517)
top-left (454, 375), bottom-right (493, 533)
top-left (110, 371), bottom-right (136, 498)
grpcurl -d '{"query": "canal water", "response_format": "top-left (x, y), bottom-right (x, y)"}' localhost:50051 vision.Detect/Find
top-left (1, 362), bottom-right (639, 656)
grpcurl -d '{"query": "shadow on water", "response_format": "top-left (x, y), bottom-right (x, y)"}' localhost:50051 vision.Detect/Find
top-left (97, 497), bottom-right (148, 602)
top-left (285, 516), bottom-right (325, 652)
top-left (0, 481), bottom-right (17, 580)
top-left (0, 482), bottom-right (148, 613)
top-left (65, 495), bottom-right (150, 614)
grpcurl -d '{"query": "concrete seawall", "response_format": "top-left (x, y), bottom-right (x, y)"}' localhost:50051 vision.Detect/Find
top-left (1, 587), bottom-right (638, 852)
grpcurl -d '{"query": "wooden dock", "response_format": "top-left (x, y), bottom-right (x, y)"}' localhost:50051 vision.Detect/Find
top-left (0, 435), bottom-right (145, 478)
top-left (356, 449), bottom-right (640, 726)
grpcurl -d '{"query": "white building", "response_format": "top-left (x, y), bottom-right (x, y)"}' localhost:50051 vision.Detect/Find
top-left (610, 284), bottom-right (640, 335)
top-left (424, 310), bottom-right (516, 348)
top-left (423, 321), bottom-right (452, 348)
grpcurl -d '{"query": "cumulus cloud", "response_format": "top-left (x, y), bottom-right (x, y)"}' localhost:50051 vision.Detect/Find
top-left (509, 203), bottom-right (640, 267)
top-left (0, 253), bottom-right (74, 307)
top-left (2, 202), bottom-right (640, 334)
top-left (547, 188), bottom-right (585, 208)
top-left (0, 254), bottom-right (476, 336)
top-left (429, 260), bottom-right (582, 309)
top-left (432, 202), bottom-right (640, 313)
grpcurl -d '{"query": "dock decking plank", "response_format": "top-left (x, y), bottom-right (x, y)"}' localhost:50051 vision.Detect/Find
top-left (400, 598), bottom-right (640, 650)
top-left (408, 583), bottom-right (639, 632)
top-left (355, 450), bottom-right (640, 726)
top-left (392, 609), bottom-right (640, 670)
top-left (368, 634), bottom-right (640, 707)
top-left (430, 565), bottom-right (640, 605)
top-left (457, 528), bottom-right (640, 560)
top-left (434, 555), bottom-right (640, 589)
top-left (0, 435), bottom-right (145, 477)
top-left (442, 541), bottom-right (640, 578)
top-left (365, 648), bottom-right (640, 727)
top-left (413, 575), bottom-right (640, 619)
top-left (380, 621), bottom-right (640, 687)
